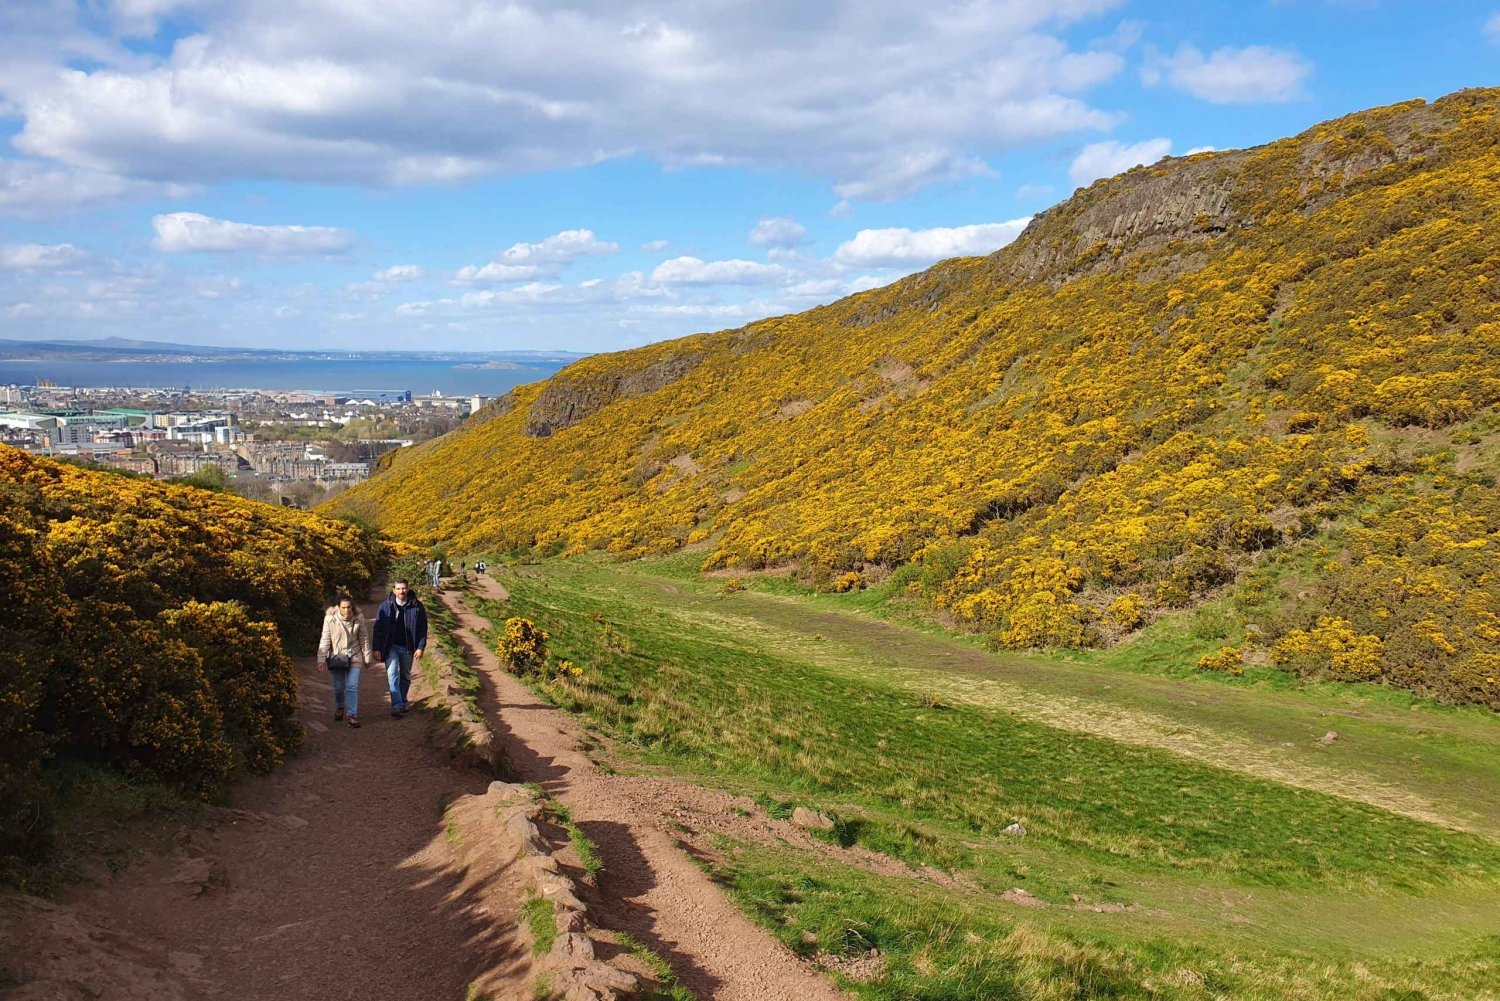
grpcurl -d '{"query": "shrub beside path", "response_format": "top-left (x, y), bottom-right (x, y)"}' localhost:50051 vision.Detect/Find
top-left (446, 576), bottom-right (852, 1001)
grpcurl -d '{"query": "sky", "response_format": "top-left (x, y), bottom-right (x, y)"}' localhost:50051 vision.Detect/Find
top-left (0, 1), bottom-right (1496, 353)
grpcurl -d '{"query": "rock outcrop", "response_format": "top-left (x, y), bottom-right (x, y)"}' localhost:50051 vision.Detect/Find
top-left (525, 351), bottom-right (703, 436)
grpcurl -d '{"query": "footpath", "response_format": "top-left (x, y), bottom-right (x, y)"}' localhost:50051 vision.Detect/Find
top-left (4, 583), bottom-right (854, 1000)
top-left (6, 591), bottom-right (528, 1001)
top-left (443, 577), bottom-right (849, 1001)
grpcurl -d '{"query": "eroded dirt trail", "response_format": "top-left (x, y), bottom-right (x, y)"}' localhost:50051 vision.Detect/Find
top-left (447, 578), bottom-right (851, 1001)
top-left (55, 594), bottom-right (529, 1001)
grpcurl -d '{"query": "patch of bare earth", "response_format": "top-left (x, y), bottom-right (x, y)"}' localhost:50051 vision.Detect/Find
top-left (446, 579), bottom-right (857, 1001)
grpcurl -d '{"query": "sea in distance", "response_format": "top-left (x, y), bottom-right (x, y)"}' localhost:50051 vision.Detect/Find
top-left (0, 356), bottom-right (574, 398)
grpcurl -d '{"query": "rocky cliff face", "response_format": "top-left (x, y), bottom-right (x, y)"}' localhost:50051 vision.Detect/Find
top-left (525, 351), bottom-right (703, 437)
top-left (998, 95), bottom-right (1459, 286)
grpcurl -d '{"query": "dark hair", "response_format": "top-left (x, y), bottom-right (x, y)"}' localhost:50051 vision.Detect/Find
top-left (393, 578), bottom-right (410, 587)
top-left (335, 592), bottom-right (354, 606)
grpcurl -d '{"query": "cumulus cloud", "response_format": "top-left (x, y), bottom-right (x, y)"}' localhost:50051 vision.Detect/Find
top-left (649, 256), bottom-right (787, 285)
top-left (496, 229), bottom-right (618, 267)
top-left (373, 264), bottom-right (426, 281)
top-left (1068, 138), bottom-right (1172, 187)
top-left (1145, 44), bottom-right (1311, 104)
top-left (0, 243), bottom-right (88, 269)
top-left (152, 212), bottom-right (354, 254)
top-left (641, 239), bottom-right (671, 252)
top-left (750, 217), bottom-right (809, 248)
top-left (5, 0), bottom-right (1129, 202)
top-left (455, 229), bottom-right (618, 283)
top-left (834, 220), bottom-right (1031, 269)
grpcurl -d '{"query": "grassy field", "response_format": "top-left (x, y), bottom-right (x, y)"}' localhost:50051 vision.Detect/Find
top-left (468, 554), bottom-right (1500, 1000)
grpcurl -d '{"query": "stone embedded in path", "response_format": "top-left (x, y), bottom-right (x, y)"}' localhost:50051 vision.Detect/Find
top-left (792, 806), bottom-right (835, 831)
top-left (162, 857), bottom-right (213, 895)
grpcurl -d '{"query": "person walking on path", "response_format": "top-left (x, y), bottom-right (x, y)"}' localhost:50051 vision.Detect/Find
top-left (373, 579), bottom-right (427, 718)
top-left (317, 593), bottom-right (371, 728)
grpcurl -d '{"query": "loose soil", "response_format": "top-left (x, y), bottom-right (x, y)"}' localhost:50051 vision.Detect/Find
top-left (446, 577), bottom-right (852, 1001)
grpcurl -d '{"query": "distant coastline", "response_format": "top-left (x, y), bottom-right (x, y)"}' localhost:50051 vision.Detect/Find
top-left (0, 341), bottom-right (585, 397)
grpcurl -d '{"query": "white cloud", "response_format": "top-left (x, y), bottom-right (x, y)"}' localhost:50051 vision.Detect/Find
top-left (834, 219), bottom-right (1031, 269)
top-left (1146, 44), bottom-right (1311, 104)
top-left (1487, 12), bottom-right (1500, 41)
top-left (454, 262), bottom-right (545, 283)
top-left (1068, 138), bottom-right (1172, 187)
top-left (455, 229), bottom-right (618, 283)
top-left (641, 239), bottom-right (671, 252)
top-left (650, 256), bottom-right (787, 285)
top-left (0, 243), bottom-right (88, 269)
top-left (750, 217), bottom-right (808, 248)
top-left (373, 264), bottom-right (426, 281)
top-left (0, 159), bottom-right (188, 215)
top-left (5, 0), bottom-right (1130, 202)
top-left (152, 212), bottom-right (354, 254)
top-left (832, 150), bottom-right (994, 202)
top-left (1184, 145), bottom-right (1217, 156)
top-left (495, 229), bottom-right (618, 267)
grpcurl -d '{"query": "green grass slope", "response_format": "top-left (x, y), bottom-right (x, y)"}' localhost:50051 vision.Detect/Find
top-left (334, 89), bottom-right (1500, 708)
top-left (465, 556), bottom-right (1500, 1000)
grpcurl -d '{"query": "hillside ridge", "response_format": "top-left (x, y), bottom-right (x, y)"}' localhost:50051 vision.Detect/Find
top-left (335, 87), bottom-right (1500, 709)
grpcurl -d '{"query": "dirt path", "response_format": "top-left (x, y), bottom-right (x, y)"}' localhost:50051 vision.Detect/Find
top-left (58, 593), bottom-right (529, 1001)
top-left (447, 578), bottom-right (851, 1001)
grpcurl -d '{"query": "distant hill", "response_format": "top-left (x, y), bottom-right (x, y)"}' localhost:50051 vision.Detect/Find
top-left (334, 88), bottom-right (1500, 709)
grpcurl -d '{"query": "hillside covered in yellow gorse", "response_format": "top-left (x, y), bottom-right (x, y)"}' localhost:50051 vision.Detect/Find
top-left (1, 447), bottom-right (386, 874)
top-left (336, 89), bottom-right (1500, 709)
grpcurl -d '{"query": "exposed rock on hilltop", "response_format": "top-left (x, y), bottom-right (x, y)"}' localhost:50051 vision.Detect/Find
top-left (1004, 97), bottom-right (1455, 286)
top-left (335, 88), bottom-right (1500, 709)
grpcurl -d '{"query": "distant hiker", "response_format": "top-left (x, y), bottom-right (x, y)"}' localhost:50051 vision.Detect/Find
top-left (372, 579), bottom-right (428, 718)
top-left (476, 561), bottom-right (486, 575)
top-left (318, 593), bottom-right (371, 728)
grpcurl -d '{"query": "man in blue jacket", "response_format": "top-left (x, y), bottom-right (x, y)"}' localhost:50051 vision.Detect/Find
top-left (372, 579), bottom-right (428, 718)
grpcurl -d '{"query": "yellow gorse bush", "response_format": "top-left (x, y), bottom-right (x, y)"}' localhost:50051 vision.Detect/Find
top-left (335, 89), bottom-right (1500, 709)
top-left (0, 447), bottom-right (388, 866)
top-left (497, 617), bottom-right (550, 676)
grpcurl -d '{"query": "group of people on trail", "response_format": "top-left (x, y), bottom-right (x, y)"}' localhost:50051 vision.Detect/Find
top-left (315, 579), bottom-right (428, 728)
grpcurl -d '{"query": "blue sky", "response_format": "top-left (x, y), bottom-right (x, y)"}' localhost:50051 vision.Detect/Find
top-left (0, 0), bottom-right (1496, 353)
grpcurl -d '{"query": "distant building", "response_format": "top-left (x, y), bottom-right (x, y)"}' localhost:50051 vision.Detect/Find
top-left (99, 408), bottom-right (154, 427)
top-left (0, 412), bottom-right (59, 434)
top-left (155, 451), bottom-right (237, 477)
top-left (100, 455), bottom-right (158, 476)
top-left (414, 393), bottom-right (463, 410)
top-left (322, 462), bottom-right (370, 481)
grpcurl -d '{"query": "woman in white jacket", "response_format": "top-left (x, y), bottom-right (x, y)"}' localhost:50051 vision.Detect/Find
top-left (317, 593), bottom-right (372, 728)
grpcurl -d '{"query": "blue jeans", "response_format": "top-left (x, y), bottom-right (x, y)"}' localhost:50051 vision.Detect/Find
top-left (329, 665), bottom-right (361, 715)
top-left (386, 647), bottom-right (413, 709)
